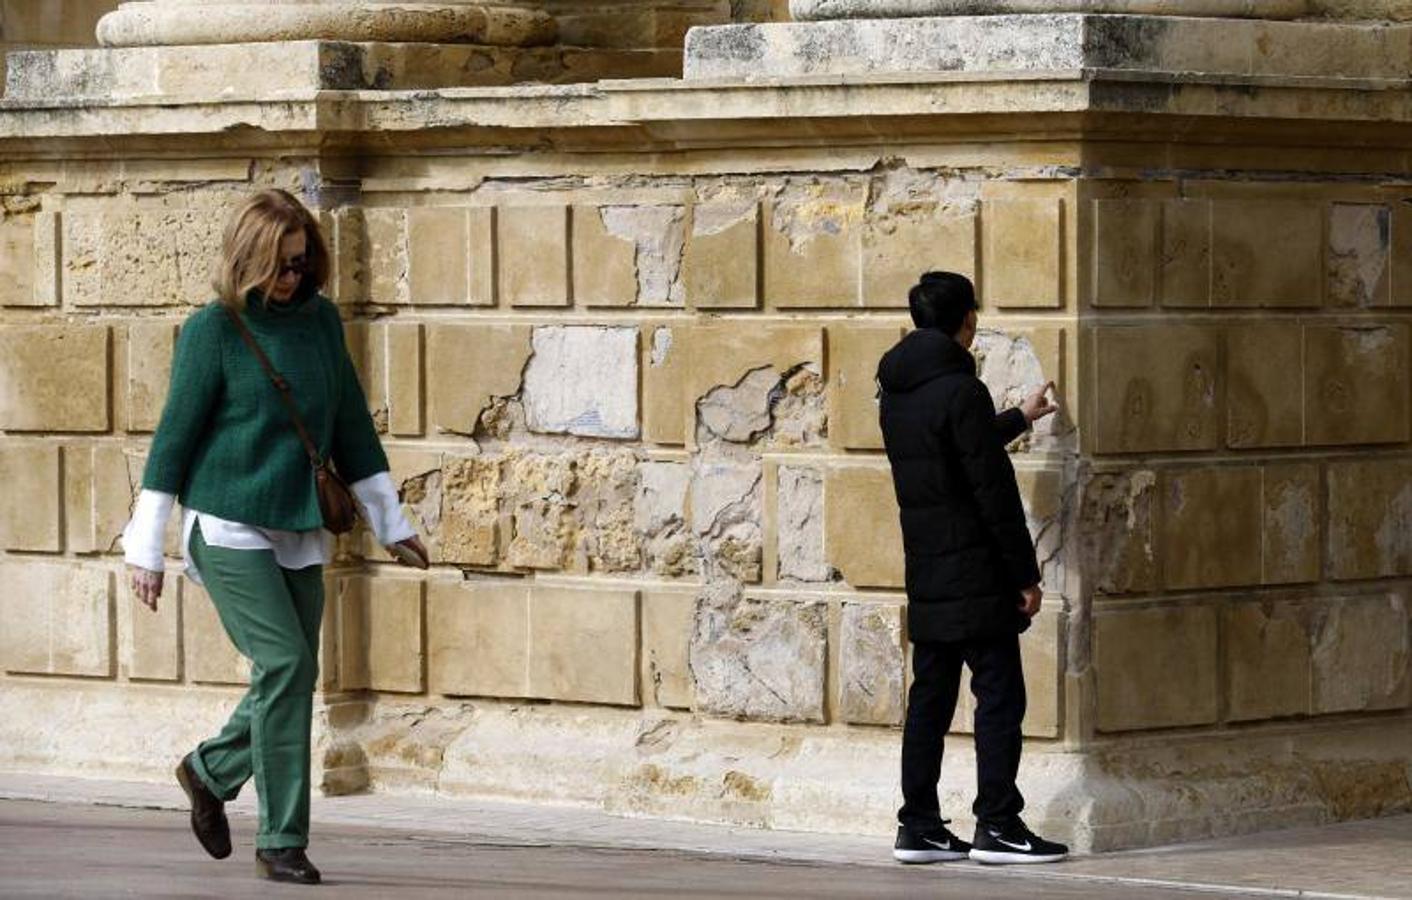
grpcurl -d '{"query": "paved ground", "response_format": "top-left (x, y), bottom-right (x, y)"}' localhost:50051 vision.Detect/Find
top-left (1, 774), bottom-right (1408, 899)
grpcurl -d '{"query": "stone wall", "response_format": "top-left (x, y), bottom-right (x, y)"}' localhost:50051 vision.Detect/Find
top-left (0, 0), bottom-right (117, 94)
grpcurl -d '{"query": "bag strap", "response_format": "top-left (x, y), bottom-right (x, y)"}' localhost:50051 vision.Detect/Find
top-left (221, 304), bottom-right (325, 469)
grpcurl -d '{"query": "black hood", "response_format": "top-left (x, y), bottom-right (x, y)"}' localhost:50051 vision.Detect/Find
top-left (876, 328), bottom-right (975, 394)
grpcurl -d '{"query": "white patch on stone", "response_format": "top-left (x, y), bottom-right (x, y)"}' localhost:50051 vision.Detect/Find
top-left (1328, 203), bottom-right (1389, 308)
top-left (650, 327), bottom-right (674, 368)
top-left (523, 326), bottom-right (640, 439)
top-left (777, 467), bottom-right (831, 583)
top-left (636, 460), bottom-right (691, 535)
top-left (601, 206), bottom-right (687, 306)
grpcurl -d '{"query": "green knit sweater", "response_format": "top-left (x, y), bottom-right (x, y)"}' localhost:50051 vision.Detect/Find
top-left (142, 291), bottom-right (388, 531)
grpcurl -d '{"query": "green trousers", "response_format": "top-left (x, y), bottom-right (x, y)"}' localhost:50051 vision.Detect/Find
top-left (187, 522), bottom-right (324, 851)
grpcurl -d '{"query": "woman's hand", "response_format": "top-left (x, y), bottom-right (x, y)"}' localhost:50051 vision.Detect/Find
top-left (388, 535), bottom-right (430, 569)
top-left (128, 565), bottom-right (164, 612)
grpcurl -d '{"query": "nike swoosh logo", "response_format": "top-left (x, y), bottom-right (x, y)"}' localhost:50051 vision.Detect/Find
top-left (923, 838), bottom-right (952, 850)
top-left (989, 832), bottom-right (1032, 851)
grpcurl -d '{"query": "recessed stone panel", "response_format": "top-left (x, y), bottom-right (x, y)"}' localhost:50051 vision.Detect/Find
top-left (1327, 459), bottom-right (1412, 581)
top-left (862, 205), bottom-right (976, 309)
top-left (838, 601), bottom-right (904, 726)
top-left (1311, 594), bottom-right (1410, 714)
top-left (1092, 199), bottom-right (1158, 308)
top-left (427, 580), bottom-right (530, 698)
top-left (1094, 605), bottom-right (1219, 732)
top-left (827, 324), bottom-right (903, 451)
top-left (0, 325), bottom-right (111, 432)
top-left (824, 465), bottom-right (903, 589)
top-left (1392, 203), bottom-right (1412, 307)
top-left (528, 586), bottom-right (639, 706)
top-left (1159, 199), bottom-right (1212, 308)
top-left (0, 562), bottom-right (113, 678)
top-left (1160, 467), bottom-right (1262, 591)
top-left (499, 205), bottom-right (570, 307)
top-left (1211, 200), bottom-right (1322, 308)
top-left (407, 207), bottom-right (478, 305)
top-left (124, 574), bottom-right (181, 682)
top-left (1226, 323), bottom-right (1302, 449)
top-left (1224, 601), bottom-right (1311, 722)
top-left (684, 202), bottom-right (759, 310)
top-left (763, 184), bottom-right (862, 309)
top-left (0, 442), bottom-right (61, 552)
top-left (1263, 464), bottom-right (1320, 585)
top-left (183, 581), bottom-right (250, 685)
top-left (983, 198), bottom-right (1063, 309)
top-left (642, 322), bottom-right (691, 445)
top-left (0, 218), bottom-right (37, 307)
top-left (1092, 325), bottom-right (1220, 454)
top-left (426, 323), bottom-right (532, 435)
top-left (368, 578), bottom-right (426, 694)
top-left (641, 588), bottom-right (695, 710)
top-left (125, 322), bottom-right (177, 433)
top-left (385, 322), bottom-right (424, 437)
top-left (572, 205), bottom-right (638, 308)
top-left (1304, 324), bottom-right (1410, 446)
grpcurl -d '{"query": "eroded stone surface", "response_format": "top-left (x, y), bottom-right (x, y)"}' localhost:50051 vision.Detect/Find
top-left (838, 601), bottom-right (904, 726)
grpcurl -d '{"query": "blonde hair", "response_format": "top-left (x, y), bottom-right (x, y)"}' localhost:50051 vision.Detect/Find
top-left (214, 189), bottom-right (330, 309)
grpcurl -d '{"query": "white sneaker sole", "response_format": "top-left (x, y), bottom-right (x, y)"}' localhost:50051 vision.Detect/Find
top-left (893, 848), bottom-right (969, 864)
top-left (969, 849), bottom-right (1068, 865)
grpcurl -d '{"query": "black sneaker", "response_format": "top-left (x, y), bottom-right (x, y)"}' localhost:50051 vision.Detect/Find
top-left (893, 821), bottom-right (971, 864)
top-left (969, 819), bottom-right (1068, 865)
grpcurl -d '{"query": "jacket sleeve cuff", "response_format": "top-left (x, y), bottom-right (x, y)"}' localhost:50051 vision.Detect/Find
top-left (994, 407), bottom-right (1030, 445)
top-left (122, 489), bottom-right (176, 573)
top-left (351, 471), bottom-right (417, 547)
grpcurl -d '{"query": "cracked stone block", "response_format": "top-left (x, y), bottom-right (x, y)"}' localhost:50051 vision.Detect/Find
top-left (1160, 467), bottom-right (1262, 591)
top-left (642, 588), bottom-right (696, 709)
top-left (1092, 324), bottom-right (1220, 454)
top-left (1225, 601), bottom-right (1311, 722)
top-left (1304, 324), bottom-right (1410, 446)
top-left (426, 323), bottom-right (532, 436)
top-left (690, 583), bottom-right (827, 723)
top-left (838, 602), bottom-right (904, 726)
top-left (578, 205), bottom-right (686, 308)
top-left (1212, 200), bottom-right (1322, 308)
top-left (697, 367), bottom-right (779, 443)
top-left (0, 325), bottom-right (110, 432)
top-left (1092, 199), bottom-right (1159, 308)
top-left (983, 197), bottom-right (1063, 309)
top-left (1263, 464), bottom-right (1319, 585)
top-left (0, 562), bottom-right (113, 678)
top-left (687, 323), bottom-right (822, 417)
top-left (777, 466), bottom-right (830, 583)
top-left (125, 322), bottom-right (177, 433)
top-left (183, 580), bottom-right (250, 686)
top-left (684, 201), bottom-right (758, 309)
top-left (1094, 604), bottom-right (1219, 732)
top-left (1327, 459), bottom-right (1412, 581)
top-left (1159, 199), bottom-right (1212, 308)
top-left (1328, 203), bottom-right (1390, 307)
top-left (523, 326), bottom-right (639, 439)
top-left (0, 443), bottom-right (60, 552)
top-left (637, 459), bottom-right (696, 578)
top-left (690, 453), bottom-right (763, 582)
top-left (973, 327), bottom-right (1063, 445)
top-left (1311, 594), bottom-right (1411, 714)
top-left (1016, 468), bottom-right (1065, 592)
top-left (763, 180), bottom-right (863, 308)
top-left (1079, 470), bottom-right (1157, 595)
top-left (439, 456), bottom-right (501, 566)
top-left (1227, 323), bottom-right (1303, 449)
top-left (824, 465), bottom-right (903, 589)
top-left (573, 204), bottom-right (637, 308)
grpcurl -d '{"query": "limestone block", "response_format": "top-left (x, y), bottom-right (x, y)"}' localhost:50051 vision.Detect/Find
top-left (777, 466), bottom-right (830, 583)
top-left (686, 323), bottom-right (822, 421)
top-left (641, 589), bottom-right (695, 709)
top-left (426, 323), bottom-right (531, 435)
top-left (126, 322), bottom-right (177, 433)
top-left (0, 443), bottom-right (61, 552)
top-left (1263, 464), bottom-right (1320, 585)
top-left (63, 444), bottom-right (97, 555)
top-left (1224, 601), bottom-right (1310, 722)
top-left (1015, 468), bottom-right (1064, 592)
top-left (983, 198), bottom-right (1063, 309)
top-left (92, 444), bottom-right (136, 555)
top-left (383, 322), bottom-right (424, 437)
top-left (427, 580), bottom-right (530, 698)
top-left (364, 208), bottom-right (409, 306)
top-left (862, 204), bottom-right (976, 308)
top-left (406, 207), bottom-right (493, 306)
top-left (684, 202), bottom-right (759, 309)
top-left (642, 323), bottom-right (690, 445)
top-left (636, 460), bottom-right (696, 578)
top-left (838, 601), bottom-right (904, 727)
top-left (824, 466), bottom-right (903, 590)
top-left (124, 574), bottom-right (180, 682)
top-left (523, 326), bottom-right (639, 439)
top-left (62, 208), bottom-right (223, 308)
top-left (0, 562), bottom-right (113, 678)
top-left (1159, 199), bottom-right (1212, 308)
top-left (1304, 324), bottom-right (1410, 445)
top-left (1020, 609), bottom-right (1062, 738)
top-left (502, 452), bottom-right (576, 571)
top-left (1092, 199), bottom-right (1158, 308)
top-left (1327, 459), bottom-right (1412, 581)
top-left (1079, 470), bottom-right (1157, 595)
top-left (1094, 605), bottom-right (1219, 732)
top-left (1328, 203), bottom-right (1390, 307)
top-left (1393, 203), bottom-right (1412, 307)
top-left (1211, 200), bottom-right (1322, 308)
top-left (572, 205), bottom-right (638, 308)
top-left (689, 454), bottom-right (763, 582)
top-left (827, 324), bottom-right (903, 451)
top-left (439, 456), bottom-right (502, 567)
top-left (0, 325), bottom-right (110, 432)
top-left (528, 586), bottom-right (639, 706)
top-left (183, 581), bottom-right (250, 686)
top-left (1227, 323), bottom-right (1302, 448)
top-left (1091, 325), bottom-right (1220, 454)
top-left (0, 218), bottom-right (37, 307)
top-left (763, 182), bottom-right (862, 308)
top-left (974, 327), bottom-right (1066, 446)
top-left (690, 584), bottom-right (828, 723)
top-left (1311, 594), bottom-right (1410, 714)
top-left (1160, 467), bottom-right (1262, 591)
top-left (499, 205), bottom-right (570, 307)
top-left (341, 577), bottom-right (425, 694)
top-left (32, 212), bottom-right (61, 308)
top-left (335, 578), bottom-right (370, 691)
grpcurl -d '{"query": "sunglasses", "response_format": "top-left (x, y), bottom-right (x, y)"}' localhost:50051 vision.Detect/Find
top-left (277, 255), bottom-right (309, 278)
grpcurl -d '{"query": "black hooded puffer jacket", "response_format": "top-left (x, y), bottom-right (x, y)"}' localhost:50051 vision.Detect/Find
top-left (876, 328), bottom-right (1040, 642)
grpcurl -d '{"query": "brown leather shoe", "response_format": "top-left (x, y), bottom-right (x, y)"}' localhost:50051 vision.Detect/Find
top-left (256, 848), bottom-right (322, 885)
top-left (175, 753), bottom-right (231, 860)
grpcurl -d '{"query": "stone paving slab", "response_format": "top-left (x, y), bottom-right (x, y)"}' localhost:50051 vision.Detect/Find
top-left (1, 772), bottom-right (1408, 899)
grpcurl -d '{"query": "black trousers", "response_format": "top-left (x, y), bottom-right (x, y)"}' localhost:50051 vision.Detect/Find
top-left (898, 631), bottom-right (1026, 832)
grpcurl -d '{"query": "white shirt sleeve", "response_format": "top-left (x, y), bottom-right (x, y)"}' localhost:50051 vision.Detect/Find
top-left (351, 471), bottom-right (417, 547)
top-left (122, 489), bottom-right (176, 572)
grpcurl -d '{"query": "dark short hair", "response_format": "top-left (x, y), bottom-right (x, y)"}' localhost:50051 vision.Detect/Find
top-left (908, 271), bottom-right (977, 335)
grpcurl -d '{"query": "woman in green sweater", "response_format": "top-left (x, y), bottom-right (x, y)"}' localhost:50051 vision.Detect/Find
top-left (122, 189), bottom-right (428, 885)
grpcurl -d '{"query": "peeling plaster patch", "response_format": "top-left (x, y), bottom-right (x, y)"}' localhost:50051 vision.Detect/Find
top-left (1328, 204), bottom-right (1389, 307)
top-left (690, 449), bottom-right (763, 582)
top-left (650, 327), bottom-right (674, 367)
top-left (523, 326), bottom-right (639, 439)
top-left (696, 364), bottom-right (827, 448)
top-left (770, 178), bottom-right (863, 253)
top-left (601, 206), bottom-right (686, 306)
top-left (973, 329), bottom-right (1050, 438)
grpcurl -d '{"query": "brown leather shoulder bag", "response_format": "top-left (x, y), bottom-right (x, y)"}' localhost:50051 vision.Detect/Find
top-left (222, 305), bottom-right (360, 534)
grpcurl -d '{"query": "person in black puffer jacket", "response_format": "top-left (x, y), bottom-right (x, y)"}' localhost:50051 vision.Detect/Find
top-left (879, 271), bottom-right (1070, 867)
